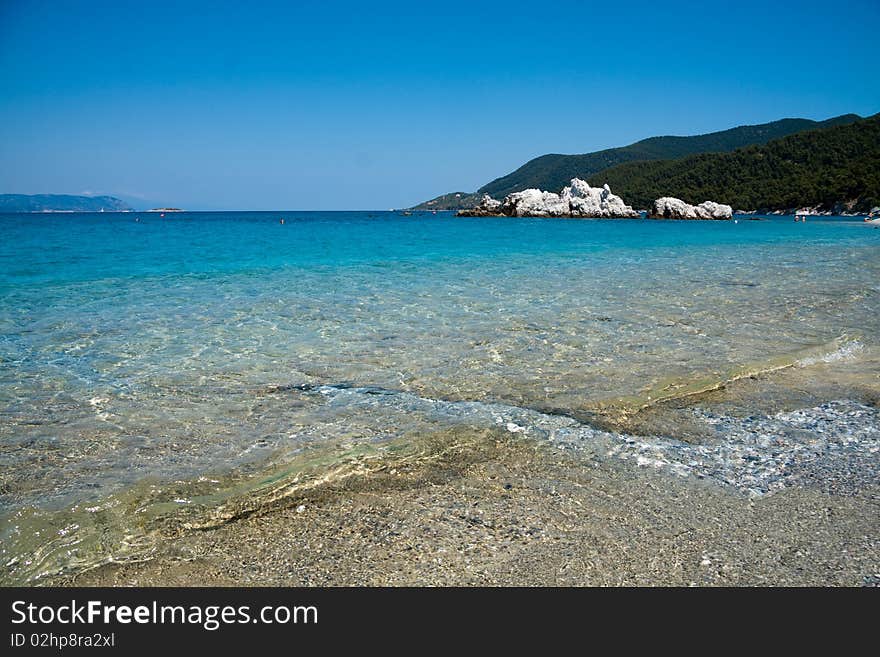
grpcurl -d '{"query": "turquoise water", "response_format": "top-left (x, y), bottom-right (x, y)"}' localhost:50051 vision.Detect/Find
top-left (1, 210), bottom-right (879, 579)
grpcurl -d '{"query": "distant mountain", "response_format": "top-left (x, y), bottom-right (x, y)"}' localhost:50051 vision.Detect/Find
top-left (478, 114), bottom-right (862, 199)
top-left (0, 194), bottom-right (133, 213)
top-left (588, 113), bottom-right (880, 212)
top-left (412, 113), bottom-right (862, 210)
top-left (412, 191), bottom-right (482, 211)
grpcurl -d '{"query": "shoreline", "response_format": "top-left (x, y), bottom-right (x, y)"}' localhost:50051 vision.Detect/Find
top-left (34, 360), bottom-right (880, 587)
top-left (50, 427), bottom-right (878, 587)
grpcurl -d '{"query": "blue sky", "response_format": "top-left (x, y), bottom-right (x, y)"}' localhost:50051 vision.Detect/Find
top-left (1, 0), bottom-right (878, 210)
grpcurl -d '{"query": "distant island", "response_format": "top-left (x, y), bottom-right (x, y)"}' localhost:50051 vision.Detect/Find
top-left (0, 194), bottom-right (133, 213)
top-left (414, 113), bottom-right (876, 213)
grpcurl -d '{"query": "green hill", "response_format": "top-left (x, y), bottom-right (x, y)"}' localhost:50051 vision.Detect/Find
top-left (0, 194), bottom-right (133, 213)
top-left (413, 113), bottom-right (861, 210)
top-left (587, 113), bottom-right (880, 212)
top-left (478, 114), bottom-right (861, 199)
top-left (412, 191), bottom-right (481, 211)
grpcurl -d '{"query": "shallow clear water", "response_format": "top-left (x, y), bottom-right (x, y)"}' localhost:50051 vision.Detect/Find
top-left (1, 210), bottom-right (879, 579)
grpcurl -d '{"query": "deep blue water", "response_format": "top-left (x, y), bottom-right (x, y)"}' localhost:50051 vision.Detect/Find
top-left (2, 211), bottom-right (877, 288)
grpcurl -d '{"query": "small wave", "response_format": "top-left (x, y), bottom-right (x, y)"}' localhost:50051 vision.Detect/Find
top-left (594, 335), bottom-right (866, 416)
top-left (796, 340), bottom-right (865, 366)
top-left (231, 385), bottom-right (880, 500)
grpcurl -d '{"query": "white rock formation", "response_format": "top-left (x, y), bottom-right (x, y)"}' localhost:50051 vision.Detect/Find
top-left (565, 179), bottom-right (639, 218)
top-left (501, 189), bottom-right (570, 217)
top-left (494, 179), bottom-right (638, 218)
top-left (457, 179), bottom-right (638, 218)
top-left (482, 194), bottom-right (501, 211)
top-left (650, 197), bottom-right (733, 220)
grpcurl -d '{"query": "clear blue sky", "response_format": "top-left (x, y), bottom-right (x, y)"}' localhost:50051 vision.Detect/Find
top-left (1, 0), bottom-right (878, 210)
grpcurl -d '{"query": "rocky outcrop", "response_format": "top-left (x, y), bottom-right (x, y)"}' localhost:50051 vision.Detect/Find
top-left (499, 189), bottom-right (567, 217)
top-left (455, 194), bottom-right (502, 217)
top-left (649, 197), bottom-right (733, 220)
top-left (457, 179), bottom-right (638, 218)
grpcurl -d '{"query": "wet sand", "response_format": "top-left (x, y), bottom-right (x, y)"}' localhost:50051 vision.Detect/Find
top-left (54, 422), bottom-right (878, 587)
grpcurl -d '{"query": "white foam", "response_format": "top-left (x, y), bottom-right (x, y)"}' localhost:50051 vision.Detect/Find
top-left (797, 340), bottom-right (864, 367)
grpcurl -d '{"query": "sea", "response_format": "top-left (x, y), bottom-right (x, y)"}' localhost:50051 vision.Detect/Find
top-left (1, 210), bottom-right (878, 582)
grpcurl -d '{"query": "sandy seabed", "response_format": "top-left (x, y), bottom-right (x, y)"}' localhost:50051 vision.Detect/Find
top-left (55, 429), bottom-right (877, 587)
